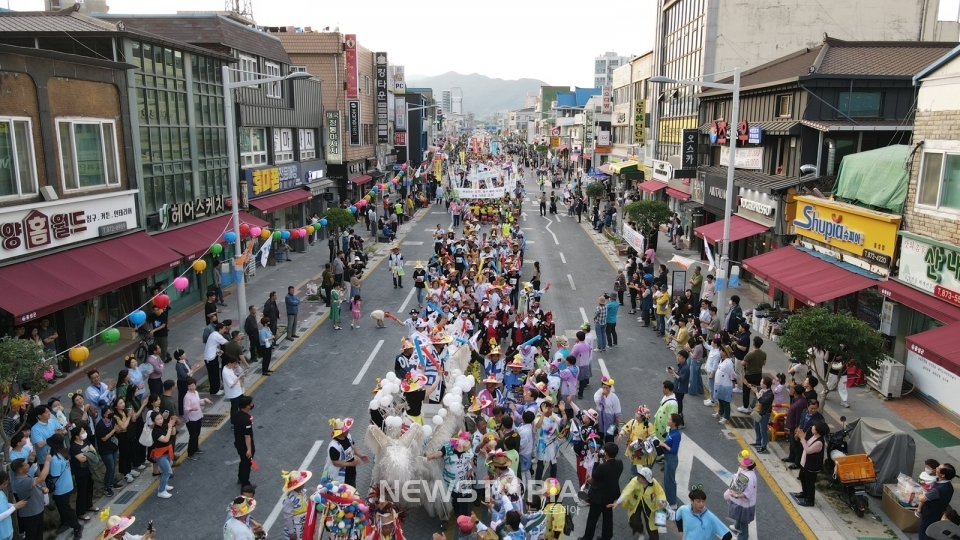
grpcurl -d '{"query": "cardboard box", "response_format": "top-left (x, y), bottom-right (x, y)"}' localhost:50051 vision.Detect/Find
top-left (882, 484), bottom-right (919, 533)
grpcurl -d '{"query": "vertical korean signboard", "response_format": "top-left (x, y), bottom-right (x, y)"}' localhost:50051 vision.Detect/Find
top-left (584, 109), bottom-right (595, 150)
top-left (325, 111), bottom-right (342, 164)
top-left (344, 34), bottom-right (359, 100)
top-left (392, 66), bottom-right (406, 94)
top-left (633, 99), bottom-right (645, 144)
top-left (348, 100), bottom-right (361, 146)
top-left (601, 85), bottom-right (612, 114)
top-left (682, 129), bottom-right (698, 169)
top-left (375, 52), bottom-right (389, 144)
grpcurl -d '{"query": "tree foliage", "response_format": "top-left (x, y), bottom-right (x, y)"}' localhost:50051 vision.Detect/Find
top-left (323, 208), bottom-right (358, 255)
top-left (624, 200), bottom-right (672, 240)
top-left (585, 181), bottom-right (606, 202)
top-left (0, 336), bottom-right (50, 396)
top-left (777, 307), bottom-right (885, 400)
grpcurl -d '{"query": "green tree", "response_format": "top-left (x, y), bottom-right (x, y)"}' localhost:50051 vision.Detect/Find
top-left (323, 208), bottom-right (358, 256)
top-left (585, 181), bottom-right (606, 204)
top-left (777, 307), bottom-right (885, 402)
top-left (624, 200), bottom-right (672, 246)
top-left (0, 336), bottom-right (49, 451)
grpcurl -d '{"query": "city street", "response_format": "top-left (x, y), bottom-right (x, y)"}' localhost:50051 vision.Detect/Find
top-left (115, 169), bottom-right (809, 540)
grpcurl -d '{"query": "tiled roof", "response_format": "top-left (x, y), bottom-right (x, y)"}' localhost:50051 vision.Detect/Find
top-left (0, 9), bottom-right (119, 33)
top-left (96, 14), bottom-right (290, 64)
top-left (271, 31), bottom-right (343, 55)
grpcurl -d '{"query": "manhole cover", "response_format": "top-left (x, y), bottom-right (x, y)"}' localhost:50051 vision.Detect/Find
top-left (727, 416), bottom-right (753, 430)
top-left (114, 491), bottom-right (139, 504)
top-left (201, 413), bottom-right (229, 428)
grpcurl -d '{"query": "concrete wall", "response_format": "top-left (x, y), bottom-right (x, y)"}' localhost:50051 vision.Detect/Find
top-left (903, 109), bottom-right (960, 245)
top-left (919, 55), bottom-right (960, 112)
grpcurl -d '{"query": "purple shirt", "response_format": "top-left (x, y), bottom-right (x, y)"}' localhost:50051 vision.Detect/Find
top-left (571, 341), bottom-right (591, 368)
top-left (147, 354), bottom-right (164, 380)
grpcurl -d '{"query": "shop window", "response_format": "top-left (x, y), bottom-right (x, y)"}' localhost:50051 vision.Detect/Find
top-left (0, 117), bottom-right (38, 198)
top-left (776, 95), bottom-right (792, 118)
top-left (299, 129), bottom-right (316, 161)
top-left (291, 66), bottom-right (307, 73)
top-left (57, 119), bottom-right (120, 191)
top-left (917, 151), bottom-right (960, 212)
top-left (240, 127), bottom-right (267, 168)
top-left (237, 54), bottom-right (257, 83)
top-left (838, 91), bottom-right (882, 118)
top-left (273, 128), bottom-right (294, 164)
top-left (264, 61), bottom-right (282, 99)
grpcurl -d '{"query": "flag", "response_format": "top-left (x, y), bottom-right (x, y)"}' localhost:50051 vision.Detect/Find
top-left (258, 239), bottom-right (271, 267)
top-left (704, 240), bottom-right (716, 272)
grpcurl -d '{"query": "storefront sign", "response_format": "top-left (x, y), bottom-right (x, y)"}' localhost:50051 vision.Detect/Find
top-left (899, 231), bottom-right (960, 307)
top-left (597, 131), bottom-right (610, 146)
top-left (244, 163), bottom-right (302, 199)
top-left (584, 109), bottom-right (595, 149)
top-left (633, 99), bottom-right (645, 144)
top-left (344, 34), bottom-right (359, 100)
top-left (652, 159), bottom-right (672, 182)
top-left (348, 100), bottom-right (361, 146)
top-left (301, 160), bottom-right (327, 183)
top-left (703, 173), bottom-right (729, 212)
top-left (682, 129), bottom-right (698, 169)
top-left (690, 177), bottom-right (705, 204)
top-left (719, 146), bottom-right (764, 170)
top-left (708, 121), bottom-right (727, 145)
top-left (375, 52), bottom-right (389, 144)
top-left (551, 136), bottom-right (560, 148)
top-left (394, 131), bottom-right (406, 146)
top-left (392, 66), bottom-right (406, 93)
top-left (325, 111), bottom-right (342, 165)
top-left (594, 145), bottom-right (612, 154)
top-left (0, 190), bottom-right (138, 258)
top-left (659, 117), bottom-right (697, 144)
top-left (739, 198), bottom-right (773, 216)
top-left (907, 349), bottom-right (960, 413)
top-left (159, 194), bottom-right (226, 230)
top-left (601, 85), bottom-right (612, 114)
top-left (737, 188), bottom-right (776, 221)
top-left (792, 195), bottom-right (900, 265)
top-left (395, 95), bottom-right (407, 131)
top-left (748, 126), bottom-right (762, 144)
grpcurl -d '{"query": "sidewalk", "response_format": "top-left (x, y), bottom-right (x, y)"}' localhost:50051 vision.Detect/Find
top-left (586, 224), bottom-right (956, 540)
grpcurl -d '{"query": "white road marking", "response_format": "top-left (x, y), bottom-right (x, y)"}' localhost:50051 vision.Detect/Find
top-left (398, 285), bottom-right (416, 312)
top-left (401, 241), bottom-right (424, 246)
top-left (353, 340), bottom-right (385, 385)
top-left (544, 217), bottom-right (559, 245)
top-left (224, 458), bottom-right (240, 465)
top-left (559, 252), bottom-right (566, 264)
top-left (430, 211), bottom-right (446, 214)
top-left (522, 212), bottom-right (527, 222)
top-left (579, 307), bottom-right (588, 323)
top-left (567, 274), bottom-right (576, 291)
top-left (555, 212), bottom-right (561, 221)
top-left (526, 241), bottom-right (535, 244)
top-left (262, 439), bottom-right (325, 534)
top-left (598, 358), bottom-right (610, 379)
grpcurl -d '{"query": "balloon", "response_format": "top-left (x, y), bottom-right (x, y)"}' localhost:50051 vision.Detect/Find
top-left (379, 396), bottom-right (392, 407)
top-left (349, 206), bottom-right (357, 214)
top-left (68, 346), bottom-right (89, 364)
top-left (432, 415), bottom-right (444, 426)
top-left (224, 231), bottom-right (237, 243)
top-left (153, 294), bottom-right (170, 309)
top-left (421, 425), bottom-right (433, 438)
top-left (128, 310), bottom-right (147, 326)
top-left (210, 243), bottom-right (223, 255)
top-left (273, 231), bottom-right (282, 240)
top-left (401, 163), bottom-right (408, 171)
top-left (299, 228), bottom-right (308, 238)
top-left (372, 185), bottom-right (379, 192)
top-left (306, 225), bottom-right (315, 235)
top-left (102, 328), bottom-right (121, 344)
top-left (280, 230), bottom-right (291, 240)
top-left (193, 259), bottom-right (207, 273)
top-left (449, 403), bottom-right (463, 414)
top-left (385, 372), bottom-right (398, 381)
top-left (364, 195), bottom-right (372, 202)
top-left (442, 394), bottom-right (454, 407)
top-left (173, 277), bottom-right (189, 291)
top-left (42, 366), bottom-right (54, 380)
top-left (319, 219), bottom-right (328, 227)
top-left (369, 399), bottom-right (380, 410)
top-left (288, 230), bottom-right (299, 239)
top-left (452, 369), bottom-right (463, 378)
top-left (239, 223), bottom-right (251, 237)
top-left (250, 226), bottom-right (262, 237)
top-left (368, 190), bottom-right (376, 197)
top-left (261, 229), bottom-right (272, 239)
top-left (437, 408), bottom-right (448, 418)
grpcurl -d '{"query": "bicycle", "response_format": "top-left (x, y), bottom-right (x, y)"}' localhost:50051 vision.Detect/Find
top-left (133, 326), bottom-right (154, 363)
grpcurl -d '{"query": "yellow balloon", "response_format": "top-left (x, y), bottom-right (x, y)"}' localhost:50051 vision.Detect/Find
top-left (193, 259), bottom-right (207, 273)
top-left (306, 225), bottom-right (315, 235)
top-left (364, 195), bottom-right (372, 202)
top-left (260, 229), bottom-right (271, 239)
top-left (68, 346), bottom-right (89, 364)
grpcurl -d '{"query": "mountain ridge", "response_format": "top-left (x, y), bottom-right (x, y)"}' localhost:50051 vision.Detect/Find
top-left (408, 71), bottom-right (551, 117)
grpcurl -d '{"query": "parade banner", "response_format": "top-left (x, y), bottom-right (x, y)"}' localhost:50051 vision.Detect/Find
top-left (454, 187), bottom-right (506, 199)
top-left (344, 35), bottom-right (359, 100)
top-left (622, 222), bottom-right (645, 253)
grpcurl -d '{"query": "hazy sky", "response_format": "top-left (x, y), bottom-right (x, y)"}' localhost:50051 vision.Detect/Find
top-left (8, 0), bottom-right (655, 86)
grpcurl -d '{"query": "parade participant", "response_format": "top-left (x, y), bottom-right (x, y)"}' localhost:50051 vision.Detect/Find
top-left (280, 470), bottom-right (312, 540)
top-left (478, 376), bottom-right (504, 417)
top-left (394, 338), bottom-right (418, 378)
top-left (324, 418), bottom-right (368, 487)
top-left (595, 376), bottom-right (621, 443)
top-left (675, 487), bottom-right (733, 540)
top-left (223, 496), bottom-right (257, 540)
top-left (610, 466), bottom-right (667, 540)
top-left (369, 502), bottom-right (404, 540)
top-left (503, 357), bottom-right (525, 400)
top-left (483, 343), bottom-right (505, 382)
top-left (724, 451), bottom-right (758, 540)
top-left (619, 405), bottom-right (656, 474)
top-left (401, 370), bottom-right (442, 425)
top-left (389, 245), bottom-right (404, 288)
top-left (426, 432), bottom-right (475, 518)
top-left (98, 515), bottom-right (155, 540)
top-left (571, 331), bottom-right (593, 400)
top-left (534, 397), bottom-right (562, 481)
top-left (564, 396), bottom-right (600, 487)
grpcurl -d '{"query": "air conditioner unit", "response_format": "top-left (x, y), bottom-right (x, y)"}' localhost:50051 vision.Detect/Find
top-left (867, 358), bottom-right (905, 399)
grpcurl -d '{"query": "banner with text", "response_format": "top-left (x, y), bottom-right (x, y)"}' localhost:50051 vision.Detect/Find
top-left (622, 222), bottom-right (645, 253)
top-left (344, 34), bottom-right (359, 100)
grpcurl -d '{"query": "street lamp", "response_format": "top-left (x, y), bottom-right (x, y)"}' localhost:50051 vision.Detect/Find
top-left (650, 68), bottom-right (740, 324)
top-left (222, 66), bottom-right (312, 324)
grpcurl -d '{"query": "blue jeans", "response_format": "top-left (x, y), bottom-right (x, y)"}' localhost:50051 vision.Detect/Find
top-left (754, 413), bottom-right (770, 449)
top-left (656, 314), bottom-right (666, 335)
top-left (595, 324), bottom-right (607, 350)
top-left (157, 454), bottom-right (172, 493)
top-left (736, 518), bottom-right (751, 540)
top-left (102, 450), bottom-right (117, 489)
top-left (416, 287), bottom-right (425, 305)
top-left (664, 452), bottom-right (679, 505)
top-left (707, 375), bottom-right (716, 400)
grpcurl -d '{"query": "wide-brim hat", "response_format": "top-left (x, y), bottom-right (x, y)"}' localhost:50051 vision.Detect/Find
top-left (482, 376), bottom-right (499, 385)
top-left (401, 338), bottom-right (414, 350)
top-left (414, 261), bottom-right (425, 269)
top-left (488, 451), bottom-right (513, 468)
top-left (488, 345), bottom-right (502, 356)
top-left (468, 395), bottom-right (492, 412)
top-left (401, 371), bottom-right (428, 393)
top-left (738, 449), bottom-right (755, 468)
top-left (282, 470), bottom-right (313, 493)
top-left (391, 244), bottom-right (400, 251)
top-left (329, 418), bottom-right (354, 438)
top-left (582, 409), bottom-right (598, 423)
top-left (228, 497), bottom-right (257, 518)
top-left (506, 356), bottom-right (524, 369)
top-left (99, 516), bottom-right (136, 540)
top-left (431, 332), bottom-right (453, 345)
top-left (601, 376), bottom-right (615, 387)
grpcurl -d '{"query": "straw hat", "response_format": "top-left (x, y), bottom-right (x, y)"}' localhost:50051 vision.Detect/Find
top-left (281, 470), bottom-right (313, 493)
top-left (390, 244), bottom-right (400, 251)
top-left (506, 356), bottom-right (524, 369)
top-left (329, 418), bottom-right (354, 438)
top-left (488, 450), bottom-right (513, 468)
top-left (482, 375), bottom-right (499, 385)
top-left (414, 261), bottom-right (425, 269)
top-left (400, 338), bottom-right (414, 350)
top-left (738, 449), bottom-right (755, 468)
top-left (582, 409), bottom-right (598, 423)
top-left (488, 344), bottom-right (502, 356)
top-left (601, 376), bottom-right (616, 387)
top-left (99, 516), bottom-right (136, 539)
top-left (431, 332), bottom-right (453, 345)
top-left (467, 395), bottom-right (492, 413)
top-left (227, 497), bottom-right (257, 518)
top-left (401, 371), bottom-right (428, 393)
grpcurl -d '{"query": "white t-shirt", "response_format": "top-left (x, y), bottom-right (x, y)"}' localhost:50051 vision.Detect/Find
top-left (204, 332), bottom-right (228, 361)
top-left (222, 367), bottom-right (243, 399)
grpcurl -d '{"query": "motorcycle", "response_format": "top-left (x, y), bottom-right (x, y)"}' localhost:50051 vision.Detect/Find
top-left (826, 416), bottom-right (875, 518)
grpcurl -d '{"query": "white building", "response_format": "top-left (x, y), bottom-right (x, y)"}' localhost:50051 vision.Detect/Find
top-left (593, 51), bottom-right (631, 88)
top-left (441, 90), bottom-right (451, 114)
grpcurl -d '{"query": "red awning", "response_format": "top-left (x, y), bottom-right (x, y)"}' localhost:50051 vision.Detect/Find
top-left (906, 323), bottom-right (960, 372)
top-left (153, 211), bottom-right (269, 262)
top-left (0, 232), bottom-right (183, 323)
top-left (597, 164), bottom-right (613, 175)
top-left (694, 215), bottom-right (770, 244)
top-left (877, 280), bottom-right (960, 323)
top-left (741, 246), bottom-right (879, 306)
top-left (249, 189), bottom-right (311, 213)
top-left (351, 175), bottom-right (373, 186)
top-left (556, 145), bottom-right (568, 152)
top-left (666, 188), bottom-right (691, 201)
top-left (638, 180), bottom-right (668, 194)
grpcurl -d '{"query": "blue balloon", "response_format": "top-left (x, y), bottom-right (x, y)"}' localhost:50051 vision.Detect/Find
top-left (280, 230), bottom-right (291, 240)
top-left (128, 310), bottom-right (147, 326)
top-left (349, 206), bottom-right (357, 213)
top-left (224, 231), bottom-right (237, 243)
top-left (372, 185), bottom-right (379, 193)
top-left (319, 218), bottom-right (328, 226)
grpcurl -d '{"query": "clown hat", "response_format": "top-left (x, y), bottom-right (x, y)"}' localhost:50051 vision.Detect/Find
top-left (329, 418), bottom-right (354, 438)
top-left (506, 356), bottom-right (524, 369)
top-left (601, 376), bottom-right (616, 387)
top-left (414, 260), bottom-right (425, 269)
top-left (228, 497), bottom-right (256, 518)
top-left (488, 344), bottom-right (502, 356)
top-left (636, 405), bottom-right (651, 419)
top-left (281, 470), bottom-right (313, 493)
top-left (401, 371), bottom-right (428, 393)
top-left (400, 338), bottom-right (414, 350)
top-left (467, 395), bottom-right (492, 413)
top-left (99, 516), bottom-right (135, 540)
top-left (481, 375), bottom-right (499, 385)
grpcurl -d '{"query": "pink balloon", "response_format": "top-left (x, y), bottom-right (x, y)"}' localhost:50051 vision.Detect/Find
top-left (298, 228), bottom-right (308, 237)
top-left (250, 226), bottom-right (262, 237)
top-left (356, 199), bottom-right (366, 207)
top-left (173, 276), bottom-right (189, 291)
top-left (400, 163), bottom-right (408, 171)
top-left (43, 366), bottom-right (54, 380)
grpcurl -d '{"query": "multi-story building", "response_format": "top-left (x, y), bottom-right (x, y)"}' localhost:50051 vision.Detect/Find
top-left (593, 51), bottom-right (630, 88)
top-left (0, 21), bottom-right (187, 363)
top-left (441, 90), bottom-right (452, 114)
top-left (267, 28), bottom-right (382, 202)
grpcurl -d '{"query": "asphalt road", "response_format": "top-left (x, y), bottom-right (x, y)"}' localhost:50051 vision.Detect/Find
top-left (125, 167), bottom-right (807, 540)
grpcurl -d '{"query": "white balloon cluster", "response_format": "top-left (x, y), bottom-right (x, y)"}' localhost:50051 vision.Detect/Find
top-left (369, 372), bottom-right (404, 410)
